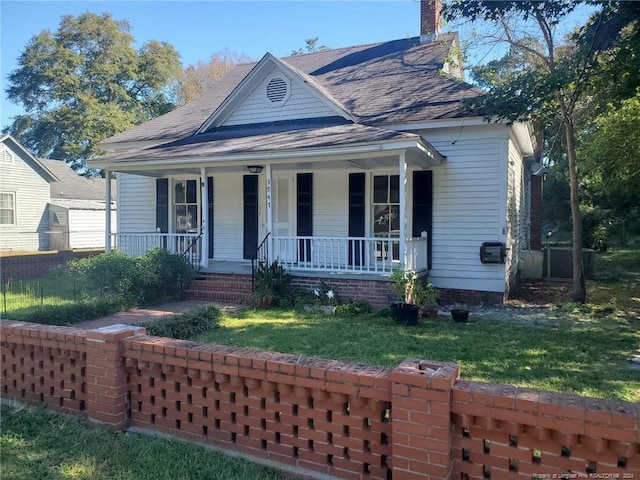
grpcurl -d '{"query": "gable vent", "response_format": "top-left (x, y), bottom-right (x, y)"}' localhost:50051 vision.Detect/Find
top-left (266, 77), bottom-right (289, 104)
top-left (1, 147), bottom-right (14, 165)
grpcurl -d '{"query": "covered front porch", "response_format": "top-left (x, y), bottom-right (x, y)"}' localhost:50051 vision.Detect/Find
top-left (94, 121), bottom-right (444, 280)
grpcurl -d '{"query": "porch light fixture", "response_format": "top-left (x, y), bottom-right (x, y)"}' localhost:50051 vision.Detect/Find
top-left (247, 165), bottom-right (263, 174)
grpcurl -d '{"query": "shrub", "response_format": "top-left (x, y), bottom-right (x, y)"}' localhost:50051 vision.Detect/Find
top-left (132, 248), bottom-right (195, 306)
top-left (137, 305), bottom-right (220, 339)
top-left (67, 249), bottom-right (194, 308)
top-left (335, 300), bottom-right (374, 316)
top-left (10, 297), bottom-right (125, 325)
top-left (67, 250), bottom-right (137, 302)
top-left (252, 260), bottom-right (306, 308)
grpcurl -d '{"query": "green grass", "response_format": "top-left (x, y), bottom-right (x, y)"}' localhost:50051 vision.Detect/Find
top-left (1, 272), bottom-right (94, 317)
top-left (0, 404), bottom-right (289, 480)
top-left (590, 248), bottom-right (640, 311)
top-left (195, 307), bottom-right (640, 402)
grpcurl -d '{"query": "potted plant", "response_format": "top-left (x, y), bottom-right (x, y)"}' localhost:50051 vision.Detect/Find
top-left (389, 267), bottom-right (420, 326)
top-left (413, 282), bottom-right (440, 318)
top-left (450, 303), bottom-right (470, 323)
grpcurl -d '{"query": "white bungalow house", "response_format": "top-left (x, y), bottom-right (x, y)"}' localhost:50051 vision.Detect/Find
top-left (90, 1), bottom-right (540, 306)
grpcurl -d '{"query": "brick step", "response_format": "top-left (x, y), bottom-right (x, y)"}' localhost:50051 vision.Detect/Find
top-left (185, 288), bottom-right (253, 304)
top-left (189, 279), bottom-right (253, 292)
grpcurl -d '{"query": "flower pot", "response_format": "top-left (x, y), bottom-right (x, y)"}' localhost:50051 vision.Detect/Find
top-left (451, 309), bottom-right (469, 322)
top-left (258, 295), bottom-right (273, 309)
top-left (390, 303), bottom-right (420, 326)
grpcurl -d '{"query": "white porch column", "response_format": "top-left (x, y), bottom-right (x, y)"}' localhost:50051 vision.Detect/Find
top-left (399, 152), bottom-right (407, 267)
top-left (105, 170), bottom-right (111, 253)
top-left (200, 167), bottom-right (209, 269)
top-left (266, 163), bottom-right (273, 263)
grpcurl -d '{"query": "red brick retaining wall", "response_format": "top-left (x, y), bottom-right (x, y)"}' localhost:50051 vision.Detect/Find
top-left (1, 320), bottom-right (637, 480)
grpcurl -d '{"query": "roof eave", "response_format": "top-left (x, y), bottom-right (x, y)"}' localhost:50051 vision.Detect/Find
top-left (88, 136), bottom-right (437, 172)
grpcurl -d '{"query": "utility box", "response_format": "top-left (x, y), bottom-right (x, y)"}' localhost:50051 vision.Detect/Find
top-left (519, 250), bottom-right (544, 280)
top-left (480, 242), bottom-right (506, 264)
top-left (543, 247), bottom-right (595, 280)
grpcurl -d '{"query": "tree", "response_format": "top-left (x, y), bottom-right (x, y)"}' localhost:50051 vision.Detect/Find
top-left (291, 36), bottom-right (329, 56)
top-left (578, 4), bottom-right (640, 218)
top-left (580, 92), bottom-right (640, 213)
top-left (4, 12), bottom-right (181, 171)
top-left (172, 48), bottom-right (252, 105)
top-left (443, 0), bottom-right (632, 303)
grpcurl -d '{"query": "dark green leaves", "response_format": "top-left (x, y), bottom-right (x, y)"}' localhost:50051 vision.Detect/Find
top-left (4, 12), bottom-right (181, 170)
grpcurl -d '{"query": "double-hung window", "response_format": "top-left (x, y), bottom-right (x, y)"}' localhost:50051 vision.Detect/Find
top-left (372, 175), bottom-right (400, 261)
top-left (174, 180), bottom-right (198, 233)
top-left (0, 193), bottom-right (16, 225)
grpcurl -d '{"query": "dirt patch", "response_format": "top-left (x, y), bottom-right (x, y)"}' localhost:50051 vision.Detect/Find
top-left (510, 279), bottom-right (574, 307)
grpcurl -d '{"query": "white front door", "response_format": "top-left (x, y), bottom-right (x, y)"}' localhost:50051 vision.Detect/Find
top-left (273, 174), bottom-right (295, 262)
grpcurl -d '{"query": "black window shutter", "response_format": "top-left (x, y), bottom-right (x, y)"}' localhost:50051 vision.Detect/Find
top-left (243, 175), bottom-right (259, 259)
top-left (208, 177), bottom-right (214, 259)
top-left (297, 173), bottom-right (313, 262)
top-left (156, 179), bottom-right (168, 233)
top-left (413, 171), bottom-right (433, 269)
top-left (348, 173), bottom-right (365, 265)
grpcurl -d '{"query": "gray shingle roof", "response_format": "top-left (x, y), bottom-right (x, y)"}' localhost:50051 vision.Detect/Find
top-left (40, 159), bottom-right (116, 200)
top-left (96, 121), bottom-right (421, 165)
top-left (102, 34), bottom-right (481, 146)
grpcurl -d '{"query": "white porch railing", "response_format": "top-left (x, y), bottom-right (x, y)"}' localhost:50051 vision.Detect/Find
top-left (111, 233), bottom-right (203, 268)
top-left (271, 235), bottom-right (428, 274)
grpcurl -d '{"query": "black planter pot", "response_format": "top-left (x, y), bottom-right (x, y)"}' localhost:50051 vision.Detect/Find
top-left (451, 309), bottom-right (469, 323)
top-left (390, 303), bottom-right (420, 326)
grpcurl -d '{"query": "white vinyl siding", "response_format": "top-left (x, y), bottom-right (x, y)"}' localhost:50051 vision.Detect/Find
top-left (505, 135), bottom-right (528, 290)
top-left (0, 144), bottom-right (51, 251)
top-left (68, 208), bottom-right (117, 249)
top-left (117, 173), bottom-right (156, 233)
top-left (421, 124), bottom-right (509, 294)
top-left (224, 66), bottom-right (338, 126)
top-left (313, 170), bottom-right (349, 237)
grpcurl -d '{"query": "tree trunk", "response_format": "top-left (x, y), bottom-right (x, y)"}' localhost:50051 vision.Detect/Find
top-left (562, 107), bottom-right (587, 303)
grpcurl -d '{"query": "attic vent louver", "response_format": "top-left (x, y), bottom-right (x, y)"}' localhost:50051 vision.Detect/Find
top-left (266, 77), bottom-right (289, 104)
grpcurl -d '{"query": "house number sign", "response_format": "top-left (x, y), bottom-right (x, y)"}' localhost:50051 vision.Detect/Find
top-left (266, 178), bottom-right (272, 209)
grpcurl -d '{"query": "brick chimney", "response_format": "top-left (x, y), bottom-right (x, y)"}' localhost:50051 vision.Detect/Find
top-left (420, 0), bottom-right (442, 42)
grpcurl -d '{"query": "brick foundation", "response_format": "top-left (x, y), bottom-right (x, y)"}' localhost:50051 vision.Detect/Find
top-left (438, 287), bottom-right (504, 306)
top-left (291, 275), bottom-right (395, 309)
top-left (2, 320), bottom-right (638, 479)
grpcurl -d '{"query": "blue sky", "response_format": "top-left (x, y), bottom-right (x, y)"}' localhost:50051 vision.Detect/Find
top-left (1, 0), bottom-right (421, 129)
top-left (1, 1), bottom-right (595, 130)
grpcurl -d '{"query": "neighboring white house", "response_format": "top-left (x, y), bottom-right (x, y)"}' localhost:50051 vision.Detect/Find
top-left (90, 0), bottom-right (540, 304)
top-left (0, 135), bottom-right (57, 251)
top-left (41, 159), bottom-right (117, 250)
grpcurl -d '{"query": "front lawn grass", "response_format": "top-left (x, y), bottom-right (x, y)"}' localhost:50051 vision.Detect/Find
top-left (195, 308), bottom-right (640, 402)
top-left (0, 404), bottom-right (289, 480)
